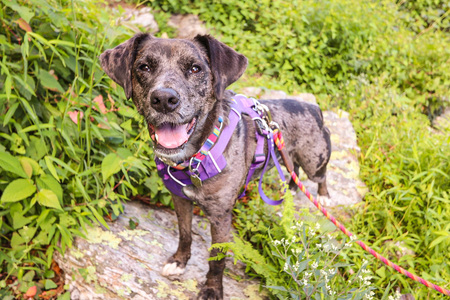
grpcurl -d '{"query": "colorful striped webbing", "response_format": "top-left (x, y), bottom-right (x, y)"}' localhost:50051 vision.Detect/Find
top-left (172, 117), bottom-right (223, 170)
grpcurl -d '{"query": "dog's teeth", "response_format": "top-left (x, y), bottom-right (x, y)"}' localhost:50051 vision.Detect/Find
top-left (154, 133), bottom-right (159, 143)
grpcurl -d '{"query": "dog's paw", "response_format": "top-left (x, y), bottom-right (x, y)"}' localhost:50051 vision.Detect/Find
top-left (317, 194), bottom-right (331, 206)
top-left (161, 262), bottom-right (186, 277)
top-left (197, 286), bottom-right (223, 300)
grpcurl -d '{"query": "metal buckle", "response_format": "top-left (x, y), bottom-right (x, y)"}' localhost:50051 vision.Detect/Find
top-left (189, 157), bottom-right (202, 187)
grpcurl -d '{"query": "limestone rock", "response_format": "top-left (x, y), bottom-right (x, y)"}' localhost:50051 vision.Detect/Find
top-left (118, 7), bottom-right (159, 33)
top-left (258, 89), bottom-right (287, 100)
top-left (238, 87), bottom-right (317, 104)
top-left (432, 106), bottom-right (450, 133)
top-left (54, 201), bottom-right (265, 300)
top-left (168, 14), bottom-right (208, 38)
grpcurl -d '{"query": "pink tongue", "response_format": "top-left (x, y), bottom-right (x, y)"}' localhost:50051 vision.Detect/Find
top-left (156, 123), bottom-right (189, 149)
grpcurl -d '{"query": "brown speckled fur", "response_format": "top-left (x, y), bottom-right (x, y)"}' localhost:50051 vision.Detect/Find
top-left (100, 34), bottom-right (331, 300)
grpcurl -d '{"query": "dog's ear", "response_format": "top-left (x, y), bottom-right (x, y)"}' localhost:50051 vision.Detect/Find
top-left (194, 35), bottom-right (248, 100)
top-left (100, 33), bottom-right (151, 99)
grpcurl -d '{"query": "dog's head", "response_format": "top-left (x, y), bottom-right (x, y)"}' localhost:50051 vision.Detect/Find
top-left (100, 34), bottom-right (247, 162)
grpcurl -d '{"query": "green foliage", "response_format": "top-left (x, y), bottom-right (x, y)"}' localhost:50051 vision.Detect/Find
top-left (341, 77), bottom-right (450, 298)
top-left (214, 193), bottom-right (377, 299)
top-left (0, 0), bottom-right (169, 294)
top-left (150, 0), bottom-right (449, 104)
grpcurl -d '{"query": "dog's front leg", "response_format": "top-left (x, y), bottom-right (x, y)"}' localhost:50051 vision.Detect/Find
top-left (162, 194), bottom-right (193, 276)
top-left (197, 208), bottom-right (233, 300)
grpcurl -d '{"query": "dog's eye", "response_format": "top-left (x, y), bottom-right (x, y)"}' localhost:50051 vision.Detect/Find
top-left (139, 64), bottom-right (151, 72)
top-left (189, 65), bottom-right (201, 74)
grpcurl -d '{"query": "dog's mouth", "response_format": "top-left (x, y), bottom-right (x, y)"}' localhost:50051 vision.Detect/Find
top-left (149, 117), bottom-right (197, 149)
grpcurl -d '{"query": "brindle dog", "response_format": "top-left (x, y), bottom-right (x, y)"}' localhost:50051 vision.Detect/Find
top-left (100, 33), bottom-right (331, 299)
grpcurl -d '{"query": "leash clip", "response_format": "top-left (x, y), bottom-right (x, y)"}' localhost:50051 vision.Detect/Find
top-left (189, 157), bottom-right (202, 187)
top-left (252, 100), bottom-right (274, 129)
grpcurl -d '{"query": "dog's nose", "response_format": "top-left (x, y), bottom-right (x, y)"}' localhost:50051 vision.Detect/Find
top-left (150, 88), bottom-right (180, 113)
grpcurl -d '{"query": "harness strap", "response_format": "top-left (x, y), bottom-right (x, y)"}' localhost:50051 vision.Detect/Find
top-left (256, 131), bottom-right (286, 205)
top-left (233, 95), bottom-right (287, 204)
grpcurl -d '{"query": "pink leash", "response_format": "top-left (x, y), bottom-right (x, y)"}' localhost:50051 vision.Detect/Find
top-left (272, 129), bottom-right (450, 296)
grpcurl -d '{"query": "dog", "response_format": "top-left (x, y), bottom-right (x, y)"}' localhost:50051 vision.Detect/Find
top-left (100, 33), bottom-right (331, 299)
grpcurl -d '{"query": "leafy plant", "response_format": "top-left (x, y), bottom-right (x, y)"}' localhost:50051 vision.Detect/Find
top-left (213, 192), bottom-right (379, 299)
top-left (0, 0), bottom-right (169, 296)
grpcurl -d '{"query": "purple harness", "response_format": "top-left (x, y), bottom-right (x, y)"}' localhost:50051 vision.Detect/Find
top-left (154, 95), bottom-right (286, 205)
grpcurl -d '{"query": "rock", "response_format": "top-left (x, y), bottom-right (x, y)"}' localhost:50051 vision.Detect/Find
top-left (432, 106), bottom-right (450, 133)
top-left (291, 93), bottom-right (317, 104)
top-left (258, 89), bottom-right (287, 100)
top-left (293, 109), bottom-right (368, 207)
top-left (168, 14), bottom-right (208, 38)
top-left (237, 87), bottom-right (317, 104)
top-left (118, 7), bottom-right (159, 33)
top-left (238, 87), bottom-right (263, 98)
top-left (54, 201), bottom-right (266, 300)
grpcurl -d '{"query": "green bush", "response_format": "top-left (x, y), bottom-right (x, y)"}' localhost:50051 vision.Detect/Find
top-left (0, 0), bottom-right (169, 295)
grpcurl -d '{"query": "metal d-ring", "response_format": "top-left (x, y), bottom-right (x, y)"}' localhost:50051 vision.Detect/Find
top-left (189, 157), bottom-right (202, 187)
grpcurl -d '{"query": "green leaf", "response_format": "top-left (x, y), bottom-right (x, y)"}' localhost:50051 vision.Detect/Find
top-left (429, 235), bottom-right (448, 249)
top-left (1, 178), bottom-right (36, 203)
top-left (44, 279), bottom-right (57, 290)
top-left (38, 69), bottom-right (64, 93)
top-left (101, 153), bottom-right (122, 183)
top-left (44, 156), bottom-right (60, 182)
top-left (13, 212), bottom-right (34, 229)
top-left (37, 175), bottom-right (63, 203)
top-left (2, 0), bottom-right (35, 23)
top-left (3, 102), bottom-right (20, 126)
top-left (57, 292), bottom-right (71, 300)
top-left (11, 232), bottom-right (26, 247)
top-left (22, 270), bottom-right (35, 282)
top-left (36, 189), bottom-right (62, 210)
top-left (20, 156), bottom-right (43, 177)
top-left (0, 151), bottom-right (28, 178)
top-left (19, 226), bottom-right (37, 242)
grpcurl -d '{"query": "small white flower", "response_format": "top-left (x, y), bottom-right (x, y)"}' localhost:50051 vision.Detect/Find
top-left (329, 268), bottom-right (335, 275)
top-left (316, 243), bottom-right (322, 248)
top-left (311, 261), bottom-right (318, 269)
top-left (315, 222), bottom-right (320, 230)
top-left (364, 291), bottom-right (375, 300)
top-left (345, 242), bottom-right (352, 248)
top-left (302, 278), bottom-right (308, 286)
top-left (350, 235), bottom-right (357, 241)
